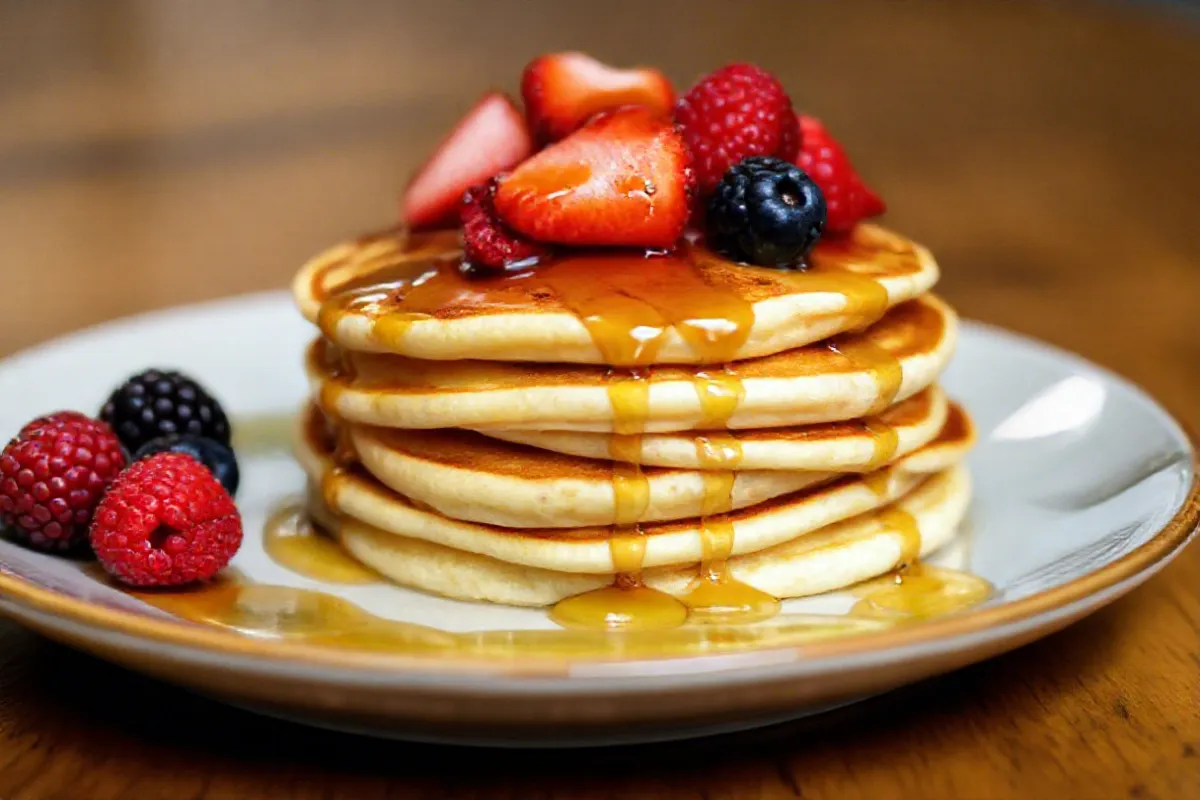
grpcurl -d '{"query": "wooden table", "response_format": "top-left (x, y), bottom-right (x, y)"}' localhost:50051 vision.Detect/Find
top-left (1, 1), bottom-right (1197, 797)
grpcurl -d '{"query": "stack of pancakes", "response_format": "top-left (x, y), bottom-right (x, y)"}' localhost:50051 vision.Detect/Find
top-left (291, 223), bottom-right (974, 627)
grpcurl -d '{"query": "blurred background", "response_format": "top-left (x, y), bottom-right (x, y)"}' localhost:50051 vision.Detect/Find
top-left (1, 0), bottom-right (1197, 426)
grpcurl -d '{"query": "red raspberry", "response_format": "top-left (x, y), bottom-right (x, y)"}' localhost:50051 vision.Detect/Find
top-left (0, 412), bottom-right (126, 552)
top-left (674, 64), bottom-right (800, 195)
top-left (90, 452), bottom-right (242, 587)
top-left (460, 179), bottom-right (548, 271)
top-left (795, 114), bottom-right (886, 234)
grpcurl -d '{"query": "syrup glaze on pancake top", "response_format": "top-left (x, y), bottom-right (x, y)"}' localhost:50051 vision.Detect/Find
top-left (294, 223), bottom-right (938, 364)
top-left (284, 52), bottom-right (982, 633)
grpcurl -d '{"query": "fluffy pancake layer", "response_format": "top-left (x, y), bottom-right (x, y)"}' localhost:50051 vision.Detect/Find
top-left (294, 404), bottom-right (974, 573)
top-left (341, 392), bottom-right (959, 528)
top-left (307, 294), bottom-right (956, 432)
top-left (314, 466), bottom-right (970, 607)
top-left (484, 385), bottom-right (949, 470)
top-left (294, 223), bottom-right (939, 365)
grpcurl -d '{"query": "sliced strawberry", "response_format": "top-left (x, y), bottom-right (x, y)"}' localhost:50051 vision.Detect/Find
top-left (399, 92), bottom-right (534, 231)
top-left (522, 52), bottom-right (675, 143)
top-left (795, 114), bottom-right (886, 234)
top-left (493, 107), bottom-right (694, 249)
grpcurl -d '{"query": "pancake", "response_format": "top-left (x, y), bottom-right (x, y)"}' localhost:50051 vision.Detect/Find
top-left (343, 395), bottom-right (961, 529)
top-left (352, 423), bottom-right (834, 528)
top-left (484, 385), bottom-right (949, 471)
top-left (293, 223), bottom-right (939, 365)
top-left (293, 405), bottom-right (975, 573)
top-left (307, 294), bottom-right (957, 432)
top-left (318, 465), bottom-right (971, 607)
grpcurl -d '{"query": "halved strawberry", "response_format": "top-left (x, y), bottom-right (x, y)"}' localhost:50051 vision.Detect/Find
top-left (521, 52), bottom-right (675, 143)
top-left (399, 92), bottom-right (534, 230)
top-left (494, 107), bottom-right (694, 249)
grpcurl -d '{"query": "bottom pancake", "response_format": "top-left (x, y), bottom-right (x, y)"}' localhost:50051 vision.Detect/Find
top-left (313, 466), bottom-right (970, 608)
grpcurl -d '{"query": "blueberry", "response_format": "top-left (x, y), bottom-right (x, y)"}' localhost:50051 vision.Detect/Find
top-left (134, 434), bottom-right (240, 496)
top-left (707, 156), bottom-right (827, 267)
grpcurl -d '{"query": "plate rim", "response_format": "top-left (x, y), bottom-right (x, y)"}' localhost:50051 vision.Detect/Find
top-left (0, 294), bottom-right (1196, 680)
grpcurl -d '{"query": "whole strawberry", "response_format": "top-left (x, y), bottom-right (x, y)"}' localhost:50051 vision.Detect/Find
top-left (90, 452), bottom-right (242, 587)
top-left (400, 92), bottom-right (534, 231)
top-left (795, 114), bottom-right (886, 234)
top-left (675, 64), bottom-right (800, 195)
top-left (0, 412), bottom-right (126, 552)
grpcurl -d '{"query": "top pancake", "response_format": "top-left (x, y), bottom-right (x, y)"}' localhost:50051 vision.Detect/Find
top-left (293, 223), bottom-right (939, 365)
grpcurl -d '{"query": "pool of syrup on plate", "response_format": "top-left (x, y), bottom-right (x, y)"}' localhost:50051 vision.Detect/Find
top-left (128, 509), bottom-right (990, 657)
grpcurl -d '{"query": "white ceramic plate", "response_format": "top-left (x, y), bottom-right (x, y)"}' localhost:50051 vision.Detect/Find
top-left (0, 292), bottom-right (1194, 747)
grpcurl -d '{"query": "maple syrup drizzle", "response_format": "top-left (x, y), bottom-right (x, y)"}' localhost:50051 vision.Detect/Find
top-left (262, 503), bottom-right (379, 584)
top-left (313, 359), bottom-right (358, 516)
top-left (677, 367), bottom-right (780, 622)
top-left (539, 252), bottom-right (771, 628)
top-left (624, 266), bottom-right (779, 623)
top-left (877, 507), bottom-right (923, 568)
top-left (859, 417), bottom-right (901, 472)
top-left (537, 262), bottom-right (687, 629)
top-left (863, 468), bottom-right (893, 499)
top-left (827, 335), bottom-right (904, 415)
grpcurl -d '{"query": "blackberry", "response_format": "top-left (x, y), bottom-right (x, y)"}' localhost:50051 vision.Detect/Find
top-left (101, 369), bottom-right (231, 455)
top-left (707, 156), bottom-right (826, 267)
top-left (134, 434), bottom-right (240, 497)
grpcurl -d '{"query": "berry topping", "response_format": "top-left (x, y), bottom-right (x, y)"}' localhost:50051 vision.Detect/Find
top-left (674, 64), bottom-right (800, 196)
top-left (134, 434), bottom-right (241, 497)
top-left (0, 412), bottom-right (126, 552)
top-left (521, 51), bottom-right (675, 143)
top-left (399, 92), bottom-right (534, 231)
top-left (708, 157), bottom-right (826, 267)
top-left (794, 114), bottom-right (885, 234)
top-left (494, 107), bottom-right (694, 249)
top-left (461, 179), bottom-right (549, 272)
top-left (101, 369), bottom-right (231, 456)
top-left (90, 452), bottom-right (242, 587)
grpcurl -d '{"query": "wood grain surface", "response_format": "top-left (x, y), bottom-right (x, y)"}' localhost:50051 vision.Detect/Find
top-left (1, 1), bottom-right (1197, 797)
